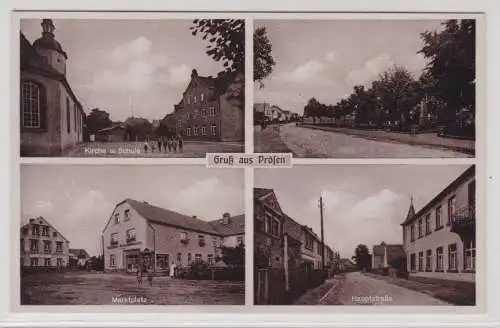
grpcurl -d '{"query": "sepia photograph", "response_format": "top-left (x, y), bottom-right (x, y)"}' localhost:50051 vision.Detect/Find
top-left (254, 165), bottom-right (475, 305)
top-left (253, 19), bottom-right (476, 158)
top-left (19, 18), bottom-right (245, 157)
top-left (19, 165), bottom-right (245, 305)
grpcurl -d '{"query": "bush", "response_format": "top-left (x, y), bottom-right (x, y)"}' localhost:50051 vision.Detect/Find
top-left (442, 124), bottom-right (475, 139)
top-left (186, 260), bottom-right (211, 280)
top-left (213, 266), bottom-right (245, 281)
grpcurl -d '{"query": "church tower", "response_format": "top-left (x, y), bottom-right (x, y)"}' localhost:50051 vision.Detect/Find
top-left (33, 19), bottom-right (67, 75)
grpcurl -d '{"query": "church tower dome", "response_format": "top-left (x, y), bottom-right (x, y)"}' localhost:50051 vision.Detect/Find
top-left (32, 19), bottom-right (67, 75)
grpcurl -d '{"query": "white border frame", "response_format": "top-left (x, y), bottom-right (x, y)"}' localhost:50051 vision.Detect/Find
top-left (2, 1), bottom-right (500, 327)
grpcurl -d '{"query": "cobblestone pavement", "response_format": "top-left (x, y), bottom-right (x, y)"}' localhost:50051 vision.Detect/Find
top-left (321, 272), bottom-right (449, 305)
top-left (279, 124), bottom-right (472, 158)
top-left (21, 272), bottom-right (245, 305)
top-left (63, 141), bottom-right (244, 157)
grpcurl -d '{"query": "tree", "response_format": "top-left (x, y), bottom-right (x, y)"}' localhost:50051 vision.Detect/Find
top-left (85, 108), bottom-right (112, 135)
top-left (419, 19), bottom-right (475, 122)
top-left (190, 19), bottom-right (245, 74)
top-left (254, 26), bottom-right (276, 88)
top-left (352, 244), bottom-right (371, 272)
top-left (124, 117), bottom-right (153, 141)
top-left (219, 243), bottom-right (245, 266)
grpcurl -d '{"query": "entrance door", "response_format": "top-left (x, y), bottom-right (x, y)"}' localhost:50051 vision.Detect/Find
top-left (125, 253), bottom-right (139, 272)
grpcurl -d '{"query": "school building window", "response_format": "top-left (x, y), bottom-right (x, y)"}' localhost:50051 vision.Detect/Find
top-left (436, 247), bottom-right (444, 271)
top-left (201, 126), bottom-right (207, 136)
top-left (195, 253), bottom-right (202, 262)
top-left (425, 214), bottom-right (431, 235)
top-left (447, 196), bottom-right (456, 225)
top-left (418, 218), bottom-right (423, 238)
top-left (44, 258), bottom-right (51, 266)
top-left (193, 126), bottom-right (199, 136)
top-left (464, 238), bottom-right (475, 270)
top-left (22, 81), bottom-right (42, 128)
top-left (425, 250), bottom-right (432, 271)
top-left (186, 127), bottom-right (191, 136)
top-left (30, 258), bottom-right (39, 267)
top-left (435, 206), bottom-right (442, 229)
top-left (207, 254), bottom-right (214, 265)
top-left (410, 253), bottom-right (416, 272)
top-left (211, 124), bottom-right (217, 136)
top-left (448, 243), bottom-right (458, 270)
top-left (418, 251), bottom-right (424, 272)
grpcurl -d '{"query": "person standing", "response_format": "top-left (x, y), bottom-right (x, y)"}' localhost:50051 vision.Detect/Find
top-left (147, 266), bottom-right (154, 286)
top-left (136, 263), bottom-right (143, 285)
top-left (170, 261), bottom-right (177, 279)
top-left (172, 136), bottom-right (178, 153)
top-left (167, 138), bottom-right (172, 153)
top-left (178, 134), bottom-right (184, 153)
top-left (157, 137), bottom-right (162, 154)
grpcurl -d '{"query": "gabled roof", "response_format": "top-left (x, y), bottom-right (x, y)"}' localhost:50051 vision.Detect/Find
top-left (400, 200), bottom-right (416, 226)
top-left (21, 216), bottom-right (70, 243)
top-left (126, 199), bottom-right (219, 235)
top-left (254, 188), bottom-right (274, 199)
top-left (208, 214), bottom-right (245, 236)
top-left (401, 165), bottom-right (475, 226)
top-left (69, 248), bottom-right (89, 259)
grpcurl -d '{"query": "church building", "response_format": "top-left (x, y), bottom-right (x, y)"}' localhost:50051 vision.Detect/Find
top-left (20, 19), bottom-right (86, 156)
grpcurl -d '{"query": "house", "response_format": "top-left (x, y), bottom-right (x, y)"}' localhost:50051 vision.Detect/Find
top-left (96, 124), bottom-right (127, 142)
top-left (69, 248), bottom-right (90, 267)
top-left (339, 258), bottom-right (357, 272)
top-left (165, 69), bottom-right (244, 142)
top-left (253, 103), bottom-right (269, 124)
top-left (372, 242), bottom-right (406, 276)
top-left (20, 216), bottom-right (70, 268)
top-left (254, 188), bottom-right (337, 304)
top-left (102, 198), bottom-right (244, 273)
top-left (401, 165), bottom-right (475, 283)
top-left (20, 19), bottom-right (86, 156)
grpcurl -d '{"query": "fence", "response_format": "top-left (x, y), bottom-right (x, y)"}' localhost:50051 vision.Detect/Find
top-left (255, 267), bottom-right (328, 305)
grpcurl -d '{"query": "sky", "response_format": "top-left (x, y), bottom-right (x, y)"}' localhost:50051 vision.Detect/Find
top-left (21, 19), bottom-right (226, 121)
top-left (255, 164), bottom-right (470, 259)
top-left (254, 19), bottom-right (445, 114)
top-left (20, 165), bottom-right (244, 256)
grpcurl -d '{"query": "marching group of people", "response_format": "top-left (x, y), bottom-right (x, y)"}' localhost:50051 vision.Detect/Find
top-left (143, 135), bottom-right (184, 154)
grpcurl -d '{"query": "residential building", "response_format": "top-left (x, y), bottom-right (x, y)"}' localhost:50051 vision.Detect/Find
top-left (20, 216), bottom-right (70, 268)
top-left (401, 165), bottom-right (475, 282)
top-left (96, 124), bottom-right (127, 142)
top-left (102, 198), bottom-right (244, 272)
top-left (372, 242), bottom-right (406, 275)
top-left (339, 258), bottom-right (357, 272)
top-left (20, 19), bottom-right (86, 156)
top-left (69, 248), bottom-right (90, 267)
top-left (164, 69), bottom-right (244, 142)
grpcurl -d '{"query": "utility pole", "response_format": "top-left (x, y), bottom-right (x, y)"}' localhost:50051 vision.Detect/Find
top-left (319, 197), bottom-right (325, 271)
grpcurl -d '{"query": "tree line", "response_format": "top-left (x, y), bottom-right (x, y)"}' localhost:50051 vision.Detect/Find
top-left (303, 20), bottom-right (475, 132)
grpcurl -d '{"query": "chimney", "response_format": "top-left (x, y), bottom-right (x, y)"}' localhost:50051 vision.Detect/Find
top-left (143, 201), bottom-right (149, 204)
top-left (192, 215), bottom-right (197, 219)
top-left (191, 69), bottom-right (198, 79)
top-left (222, 212), bottom-right (231, 225)
top-left (29, 218), bottom-right (35, 223)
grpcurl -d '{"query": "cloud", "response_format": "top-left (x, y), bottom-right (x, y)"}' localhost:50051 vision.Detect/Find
top-left (93, 37), bottom-right (171, 92)
top-left (325, 51), bottom-right (336, 62)
top-left (60, 190), bottom-right (115, 256)
top-left (157, 64), bottom-right (191, 86)
top-left (283, 60), bottom-right (325, 82)
top-left (23, 200), bottom-right (55, 219)
top-left (294, 188), bottom-right (403, 258)
top-left (346, 54), bottom-right (394, 86)
top-left (171, 178), bottom-right (244, 221)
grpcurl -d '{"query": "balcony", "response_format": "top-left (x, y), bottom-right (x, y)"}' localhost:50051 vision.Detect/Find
top-left (451, 206), bottom-right (475, 238)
